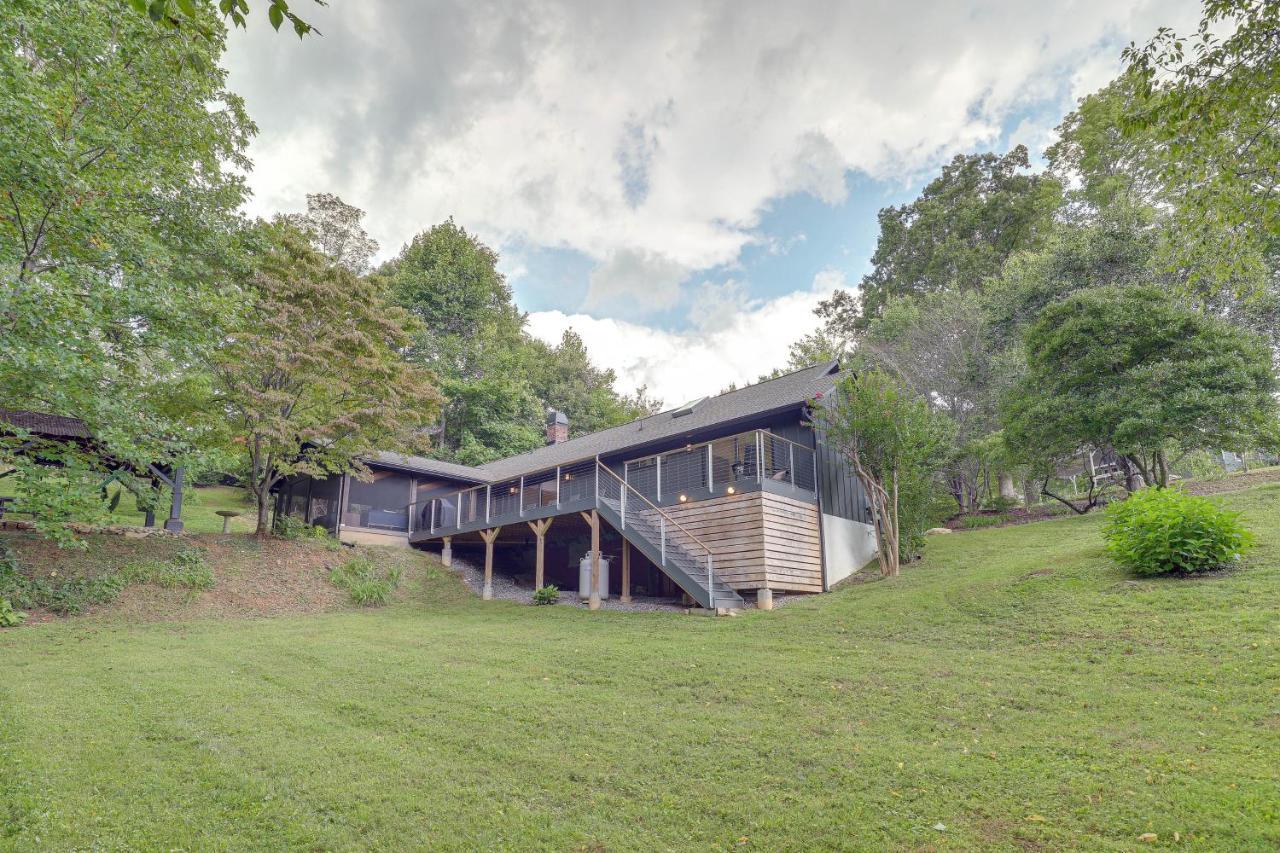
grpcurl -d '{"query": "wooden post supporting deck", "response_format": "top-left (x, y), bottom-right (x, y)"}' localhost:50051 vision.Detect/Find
top-left (441, 536), bottom-right (452, 567)
top-left (479, 528), bottom-right (500, 600)
top-left (579, 509), bottom-right (601, 610)
top-left (528, 518), bottom-right (553, 589)
top-left (620, 540), bottom-right (631, 603)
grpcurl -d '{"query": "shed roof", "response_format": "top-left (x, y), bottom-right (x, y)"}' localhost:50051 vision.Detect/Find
top-left (0, 409), bottom-right (91, 439)
top-left (371, 451), bottom-right (494, 484)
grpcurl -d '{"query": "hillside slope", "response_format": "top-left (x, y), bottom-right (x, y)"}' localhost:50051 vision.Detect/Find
top-left (1, 486), bottom-right (1278, 849)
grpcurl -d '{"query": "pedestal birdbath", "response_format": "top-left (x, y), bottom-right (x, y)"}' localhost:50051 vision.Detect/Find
top-left (215, 510), bottom-right (242, 534)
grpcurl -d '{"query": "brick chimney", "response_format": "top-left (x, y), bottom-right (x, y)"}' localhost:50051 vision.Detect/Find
top-left (545, 409), bottom-right (569, 445)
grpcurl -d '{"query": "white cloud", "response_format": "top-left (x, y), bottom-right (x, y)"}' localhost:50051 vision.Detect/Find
top-left (584, 248), bottom-right (690, 315)
top-left (526, 268), bottom-right (854, 402)
top-left (226, 0), bottom-right (1202, 275)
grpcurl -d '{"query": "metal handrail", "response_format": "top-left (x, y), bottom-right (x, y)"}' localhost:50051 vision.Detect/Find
top-left (405, 429), bottom-right (817, 538)
top-left (596, 462), bottom-right (715, 557)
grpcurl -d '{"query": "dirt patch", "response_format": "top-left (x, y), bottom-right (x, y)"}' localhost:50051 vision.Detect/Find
top-left (2, 531), bottom-right (443, 625)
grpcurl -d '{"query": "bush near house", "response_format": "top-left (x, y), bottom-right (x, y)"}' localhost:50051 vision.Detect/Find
top-left (329, 556), bottom-right (402, 606)
top-left (532, 584), bottom-right (560, 605)
top-left (1103, 487), bottom-right (1253, 576)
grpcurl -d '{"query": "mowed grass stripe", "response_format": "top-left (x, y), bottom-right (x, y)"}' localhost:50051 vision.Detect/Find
top-left (2, 485), bottom-right (1279, 849)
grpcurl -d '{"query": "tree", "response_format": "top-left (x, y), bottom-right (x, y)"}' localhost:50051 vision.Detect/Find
top-left (1046, 73), bottom-right (1167, 215)
top-left (0, 0), bottom-right (253, 510)
top-left (211, 224), bottom-right (440, 535)
top-left (386, 221), bottom-right (650, 462)
top-left (1123, 0), bottom-right (1280, 280)
top-left (385, 219), bottom-right (525, 384)
top-left (1002, 286), bottom-right (1279, 490)
top-left (132, 0), bottom-right (325, 39)
top-left (855, 290), bottom-right (1005, 513)
top-left (842, 146), bottom-right (1061, 329)
top-left (525, 330), bottom-right (658, 438)
top-left (283, 193), bottom-right (379, 275)
top-left (814, 371), bottom-right (954, 576)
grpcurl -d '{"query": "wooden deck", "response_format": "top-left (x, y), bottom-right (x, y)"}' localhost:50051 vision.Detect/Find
top-left (664, 491), bottom-right (822, 593)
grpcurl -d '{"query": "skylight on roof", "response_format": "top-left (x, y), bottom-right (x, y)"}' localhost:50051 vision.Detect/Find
top-left (669, 396), bottom-right (705, 418)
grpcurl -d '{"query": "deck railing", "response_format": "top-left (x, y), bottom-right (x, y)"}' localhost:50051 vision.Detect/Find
top-left (624, 428), bottom-right (817, 502)
top-left (406, 429), bottom-right (816, 538)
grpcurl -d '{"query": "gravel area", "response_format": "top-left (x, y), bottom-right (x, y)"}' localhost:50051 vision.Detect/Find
top-left (447, 555), bottom-right (691, 612)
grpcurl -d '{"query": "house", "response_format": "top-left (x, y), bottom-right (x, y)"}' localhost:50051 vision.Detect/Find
top-left (274, 362), bottom-right (877, 610)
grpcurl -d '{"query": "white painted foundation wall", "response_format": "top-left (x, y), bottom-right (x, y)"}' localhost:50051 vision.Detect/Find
top-left (820, 513), bottom-right (879, 588)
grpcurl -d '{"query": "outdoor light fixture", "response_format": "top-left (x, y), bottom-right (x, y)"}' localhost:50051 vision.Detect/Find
top-left (726, 486), bottom-right (736, 495)
top-left (678, 494), bottom-right (688, 503)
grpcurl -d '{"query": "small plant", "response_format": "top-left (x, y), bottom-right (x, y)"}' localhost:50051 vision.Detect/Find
top-left (120, 548), bottom-right (215, 591)
top-left (532, 584), bottom-right (560, 605)
top-left (273, 514), bottom-right (340, 549)
top-left (0, 596), bottom-right (26, 627)
top-left (1103, 487), bottom-right (1253, 576)
top-left (329, 556), bottom-right (402, 606)
top-left (986, 495), bottom-right (1019, 513)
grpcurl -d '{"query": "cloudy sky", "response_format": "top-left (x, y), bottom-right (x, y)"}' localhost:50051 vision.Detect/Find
top-left (225, 0), bottom-right (1198, 405)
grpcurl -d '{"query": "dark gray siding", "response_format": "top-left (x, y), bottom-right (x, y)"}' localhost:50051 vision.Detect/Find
top-left (814, 435), bottom-right (870, 525)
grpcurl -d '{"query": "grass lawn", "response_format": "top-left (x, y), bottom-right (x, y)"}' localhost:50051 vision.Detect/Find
top-left (105, 484), bottom-right (260, 534)
top-left (2, 487), bottom-right (1278, 850)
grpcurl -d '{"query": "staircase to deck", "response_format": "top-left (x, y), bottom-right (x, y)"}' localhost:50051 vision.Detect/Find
top-left (594, 465), bottom-right (745, 610)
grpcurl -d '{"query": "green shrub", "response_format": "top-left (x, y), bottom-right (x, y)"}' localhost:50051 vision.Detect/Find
top-left (1103, 487), bottom-right (1252, 576)
top-left (273, 514), bottom-right (340, 549)
top-left (986, 495), bottom-right (1019, 513)
top-left (329, 556), bottom-right (401, 606)
top-left (532, 584), bottom-right (559, 605)
top-left (120, 548), bottom-right (215, 590)
top-left (0, 596), bottom-right (26, 627)
top-left (0, 545), bottom-right (122, 614)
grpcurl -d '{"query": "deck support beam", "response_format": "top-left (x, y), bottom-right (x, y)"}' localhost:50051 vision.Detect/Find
top-left (528, 518), bottom-right (553, 589)
top-left (580, 509), bottom-right (601, 610)
top-left (621, 540), bottom-right (631, 603)
top-left (479, 527), bottom-right (500, 600)
top-left (440, 536), bottom-right (452, 567)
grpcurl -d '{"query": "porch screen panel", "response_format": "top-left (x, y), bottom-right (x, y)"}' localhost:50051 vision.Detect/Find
top-left (307, 475), bottom-right (341, 532)
top-left (346, 471), bottom-right (412, 531)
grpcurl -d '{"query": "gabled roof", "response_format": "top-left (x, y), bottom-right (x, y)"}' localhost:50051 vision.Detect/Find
top-left (475, 360), bottom-right (842, 480)
top-left (369, 361), bottom-right (842, 484)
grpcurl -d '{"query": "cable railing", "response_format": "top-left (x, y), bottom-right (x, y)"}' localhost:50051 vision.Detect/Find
top-left (595, 463), bottom-right (723, 605)
top-left (406, 430), bottom-right (817, 538)
top-left (406, 458), bottom-right (741, 607)
top-left (624, 429), bottom-right (817, 502)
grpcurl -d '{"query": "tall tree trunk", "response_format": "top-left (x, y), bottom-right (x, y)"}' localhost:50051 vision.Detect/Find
top-left (255, 486), bottom-right (272, 537)
top-left (998, 471), bottom-right (1018, 501)
top-left (1021, 477), bottom-right (1034, 512)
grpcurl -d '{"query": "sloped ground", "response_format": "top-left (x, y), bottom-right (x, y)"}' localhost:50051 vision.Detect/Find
top-left (1183, 465), bottom-right (1280, 495)
top-left (2, 532), bottom-right (455, 624)
top-left (1, 486), bottom-right (1278, 849)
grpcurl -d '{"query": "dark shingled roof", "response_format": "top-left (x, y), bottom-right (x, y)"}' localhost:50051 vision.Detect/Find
top-left (372, 451), bottom-right (494, 484)
top-left (472, 360), bottom-right (842, 480)
top-left (0, 409), bottom-right (91, 439)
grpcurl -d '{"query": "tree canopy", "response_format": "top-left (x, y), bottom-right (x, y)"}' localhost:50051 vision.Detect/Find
top-left (212, 223), bottom-right (440, 535)
top-left (1002, 286), bottom-right (1279, 489)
